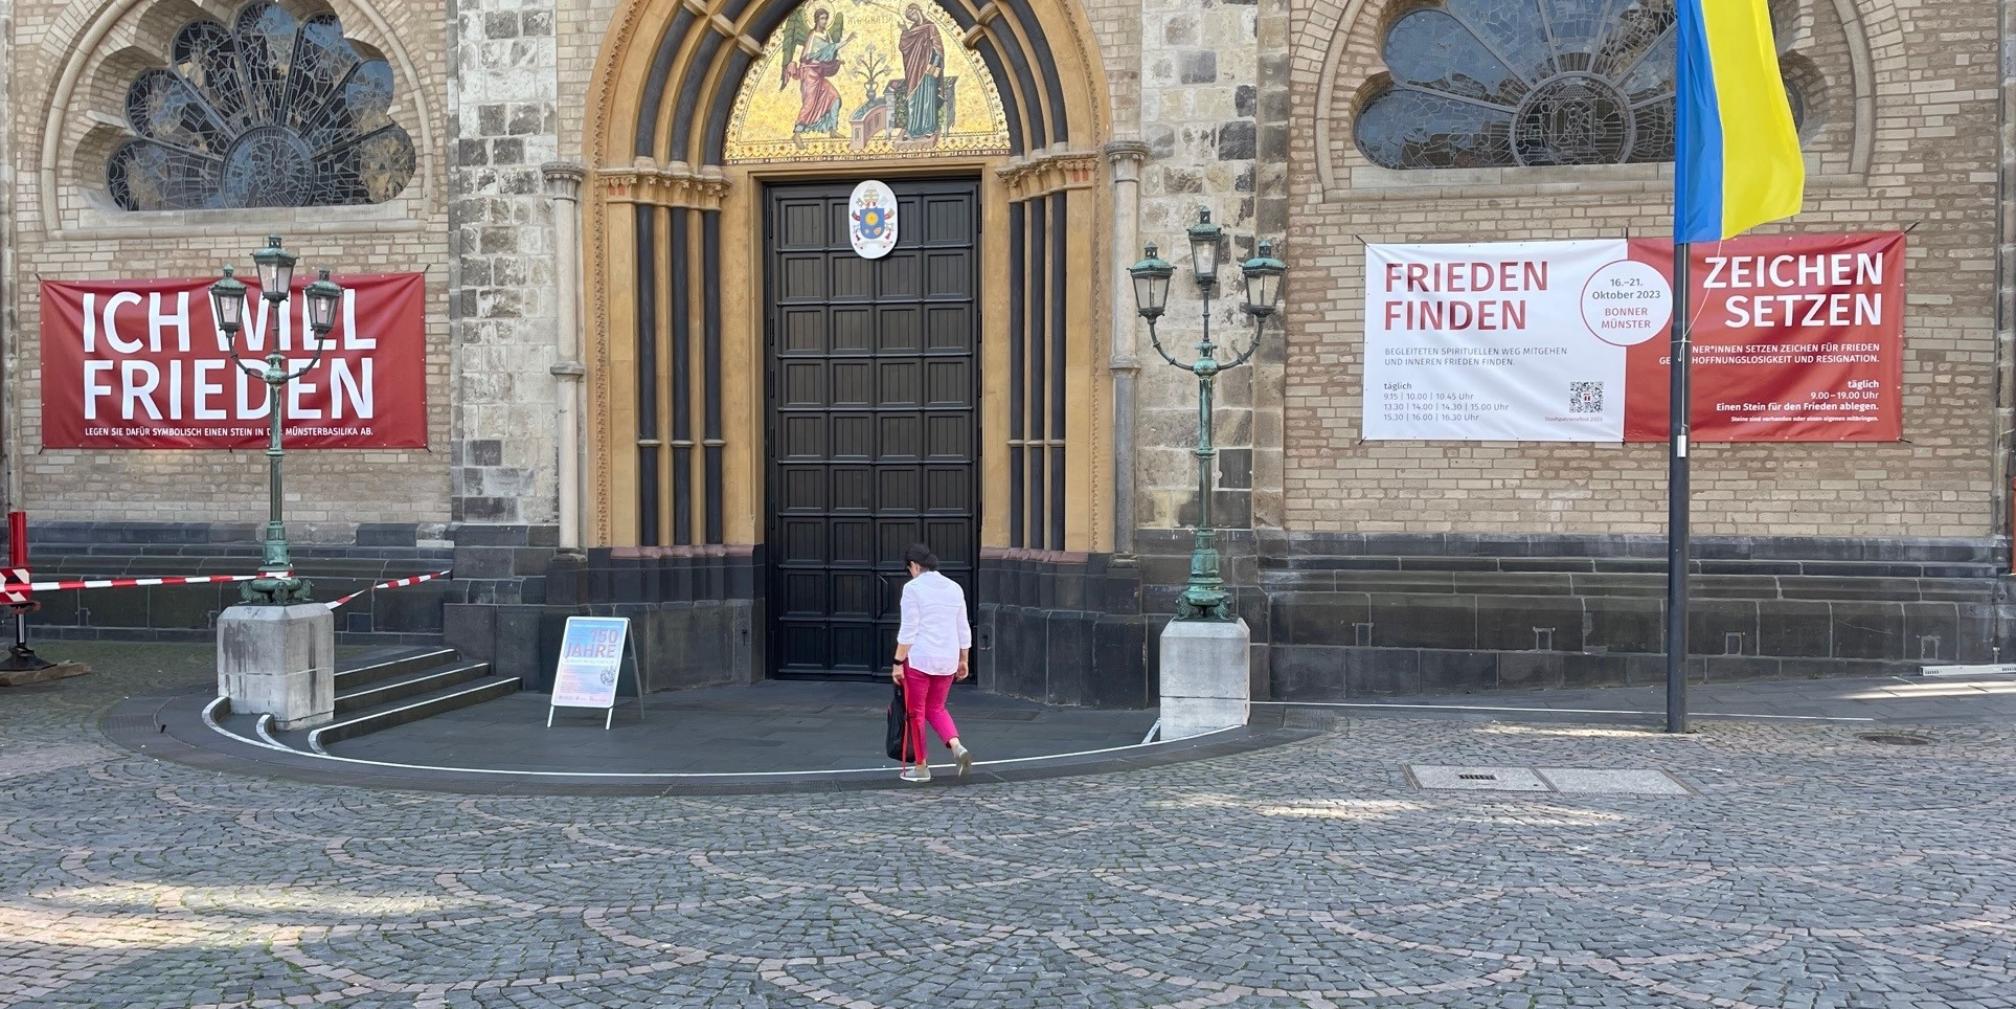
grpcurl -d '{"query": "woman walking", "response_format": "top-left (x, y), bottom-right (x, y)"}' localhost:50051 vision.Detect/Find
top-left (891, 543), bottom-right (974, 782)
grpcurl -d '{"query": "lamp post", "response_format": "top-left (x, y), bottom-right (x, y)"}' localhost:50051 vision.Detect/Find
top-left (1130, 210), bottom-right (1286, 621)
top-left (209, 236), bottom-right (343, 604)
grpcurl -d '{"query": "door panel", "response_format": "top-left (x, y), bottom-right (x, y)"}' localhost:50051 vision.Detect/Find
top-left (765, 179), bottom-right (980, 679)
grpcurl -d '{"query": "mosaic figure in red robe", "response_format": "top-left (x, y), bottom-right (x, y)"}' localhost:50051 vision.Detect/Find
top-left (779, 8), bottom-right (849, 138)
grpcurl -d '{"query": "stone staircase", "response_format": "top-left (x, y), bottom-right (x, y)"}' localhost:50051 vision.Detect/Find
top-left (213, 646), bottom-right (518, 755)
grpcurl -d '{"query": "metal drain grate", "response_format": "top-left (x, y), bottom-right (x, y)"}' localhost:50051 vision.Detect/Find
top-left (1413, 765), bottom-right (1689, 795)
top-left (1858, 732), bottom-right (1933, 746)
top-left (1409, 766), bottom-right (1550, 791)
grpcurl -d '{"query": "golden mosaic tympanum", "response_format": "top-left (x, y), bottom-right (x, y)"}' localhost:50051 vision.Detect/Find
top-left (725, 0), bottom-right (1012, 164)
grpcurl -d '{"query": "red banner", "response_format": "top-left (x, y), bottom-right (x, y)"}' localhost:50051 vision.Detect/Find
top-left (39, 273), bottom-right (426, 449)
top-left (1624, 232), bottom-right (1904, 441)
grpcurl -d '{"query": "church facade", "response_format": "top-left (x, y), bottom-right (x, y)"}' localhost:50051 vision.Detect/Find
top-left (2, 0), bottom-right (2013, 701)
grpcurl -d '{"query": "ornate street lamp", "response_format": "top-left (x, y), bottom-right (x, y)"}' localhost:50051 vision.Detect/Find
top-left (1130, 209), bottom-right (1287, 621)
top-left (210, 238), bottom-right (344, 604)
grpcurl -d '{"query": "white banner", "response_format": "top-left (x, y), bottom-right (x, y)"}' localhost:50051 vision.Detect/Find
top-left (1362, 241), bottom-right (1668, 442)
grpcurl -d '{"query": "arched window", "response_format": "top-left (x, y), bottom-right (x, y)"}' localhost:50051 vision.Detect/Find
top-left (106, 2), bottom-right (415, 211)
top-left (1355, 0), bottom-right (1805, 170)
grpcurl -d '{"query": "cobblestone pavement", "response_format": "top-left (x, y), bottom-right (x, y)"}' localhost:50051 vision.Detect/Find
top-left (5, 645), bottom-right (2016, 1008)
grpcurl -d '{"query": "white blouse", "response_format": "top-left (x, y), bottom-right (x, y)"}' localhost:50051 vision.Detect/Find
top-left (896, 571), bottom-right (971, 675)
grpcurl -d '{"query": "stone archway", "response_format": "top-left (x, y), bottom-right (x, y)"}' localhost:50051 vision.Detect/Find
top-left (579, 0), bottom-right (1114, 555)
top-left (574, 0), bottom-right (1120, 684)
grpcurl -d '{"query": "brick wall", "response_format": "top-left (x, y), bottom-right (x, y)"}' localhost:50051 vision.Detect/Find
top-left (5, 0), bottom-right (455, 539)
top-left (1284, 0), bottom-right (2004, 540)
top-left (1082, 0), bottom-right (1141, 135)
top-left (554, 0), bottom-right (619, 161)
top-left (1, 0), bottom-right (14, 511)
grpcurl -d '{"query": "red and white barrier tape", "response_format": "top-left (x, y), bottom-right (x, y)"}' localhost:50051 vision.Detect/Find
top-left (0, 571), bottom-right (283, 594)
top-left (0, 567), bottom-right (450, 610)
top-left (326, 569), bottom-right (452, 611)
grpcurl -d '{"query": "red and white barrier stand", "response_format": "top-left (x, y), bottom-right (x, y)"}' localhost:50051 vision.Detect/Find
top-left (0, 513), bottom-right (89, 686)
top-left (2, 510), bottom-right (52, 674)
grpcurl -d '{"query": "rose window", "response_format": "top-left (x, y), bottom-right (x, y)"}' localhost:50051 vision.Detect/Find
top-left (1354, 0), bottom-right (1805, 170)
top-left (106, 2), bottom-right (416, 211)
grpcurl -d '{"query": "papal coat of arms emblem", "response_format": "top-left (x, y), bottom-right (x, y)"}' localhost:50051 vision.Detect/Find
top-left (849, 180), bottom-right (898, 259)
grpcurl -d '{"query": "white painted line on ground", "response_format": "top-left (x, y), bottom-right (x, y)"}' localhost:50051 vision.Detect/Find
top-left (254, 714), bottom-right (281, 748)
top-left (201, 695), bottom-right (1239, 780)
top-left (1252, 699), bottom-right (1879, 723)
top-left (1140, 718), bottom-right (1161, 745)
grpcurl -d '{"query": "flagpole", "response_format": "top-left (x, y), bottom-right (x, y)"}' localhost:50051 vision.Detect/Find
top-left (1666, 243), bottom-right (1692, 734)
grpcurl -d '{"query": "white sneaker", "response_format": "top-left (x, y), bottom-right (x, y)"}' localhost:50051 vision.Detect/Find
top-left (899, 766), bottom-right (932, 783)
top-left (953, 744), bottom-right (974, 778)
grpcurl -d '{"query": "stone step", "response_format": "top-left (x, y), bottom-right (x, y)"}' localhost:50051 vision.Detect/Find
top-left (308, 674), bottom-right (519, 753)
top-left (334, 659), bottom-right (489, 715)
top-left (332, 647), bottom-right (460, 693)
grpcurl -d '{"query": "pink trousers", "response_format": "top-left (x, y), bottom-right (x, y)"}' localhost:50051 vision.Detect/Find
top-left (901, 664), bottom-right (959, 762)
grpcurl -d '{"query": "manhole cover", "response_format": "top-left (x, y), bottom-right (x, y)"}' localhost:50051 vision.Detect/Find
top-left (1858, 733), bottom-right (1933, 746)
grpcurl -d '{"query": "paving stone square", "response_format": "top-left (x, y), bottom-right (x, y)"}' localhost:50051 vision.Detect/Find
top-left (4, 644), bottom-right (2015, 1008)
top-left (1534, 767), bottom-right (1692, 795)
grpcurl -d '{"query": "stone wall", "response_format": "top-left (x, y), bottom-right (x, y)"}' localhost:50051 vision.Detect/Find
top-left (1284, 0), bottom-right (2006, 540)
top-left (449, 0), bottom-right (563, 526)
top-left (4, 0), bottom-right (455, 538)
top-left (1133, 0), bottom-right (1266, 537)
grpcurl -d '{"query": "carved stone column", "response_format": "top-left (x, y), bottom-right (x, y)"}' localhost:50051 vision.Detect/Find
top-left (543, 162), bottom-right (588, 552)
top-left (1105, 139), bottom-right (1150, 556)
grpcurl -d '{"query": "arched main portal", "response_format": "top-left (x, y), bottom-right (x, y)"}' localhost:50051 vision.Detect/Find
top-left (581, 0), bottom-right (1112, 679)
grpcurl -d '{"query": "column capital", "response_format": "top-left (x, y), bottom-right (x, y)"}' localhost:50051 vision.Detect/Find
top-left (996, 150), bottom-right (1100, 201)
top-left (597, 159), bottom-right (731, 209)
top-left (1102, 139), bottom-right (1151, 165)
top-left (542, 162), bottom-right (587, 200)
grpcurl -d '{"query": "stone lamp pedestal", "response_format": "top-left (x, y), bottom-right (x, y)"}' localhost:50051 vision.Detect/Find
top-left (1159, 618), bottom-right (1251, 740)
top-left (217, 603), bottom-right (335, 730)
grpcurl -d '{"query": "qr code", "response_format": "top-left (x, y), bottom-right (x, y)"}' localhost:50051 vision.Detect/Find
top-left (1569, 381), bottom-right (1604, 415)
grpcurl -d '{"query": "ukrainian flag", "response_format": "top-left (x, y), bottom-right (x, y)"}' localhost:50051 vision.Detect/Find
top-left (1674, 0), bottom-right (1806, 243)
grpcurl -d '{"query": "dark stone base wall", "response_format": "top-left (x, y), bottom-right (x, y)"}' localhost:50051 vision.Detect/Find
top-left (1254, 532), bottom-right (2016, 701)
top-left (977, 550), bottom-right (1153, 708)
top-left (22, 520), bottom-right (2005, 705)
top-left (0, 521), bottom-right (457, 645)
top-left (444, 541), bottom-right (762, 694)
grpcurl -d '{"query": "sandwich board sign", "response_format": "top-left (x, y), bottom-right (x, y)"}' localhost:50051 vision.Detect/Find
top-left (547, 616), bottom-right (645, 729)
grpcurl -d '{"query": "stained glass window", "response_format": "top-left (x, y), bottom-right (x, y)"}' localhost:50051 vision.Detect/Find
top-left (106, 2), bottom-right (415, 211)
top-left (1355, 0), bottom-right (1806, 170)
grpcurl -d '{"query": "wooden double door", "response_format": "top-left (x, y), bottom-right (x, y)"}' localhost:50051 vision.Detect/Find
top-left (763, 179), bottom-right (980, 679)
